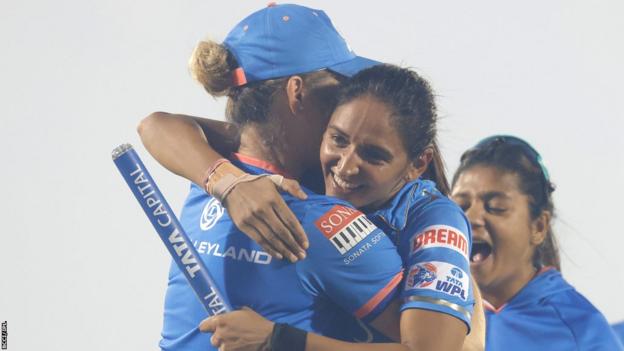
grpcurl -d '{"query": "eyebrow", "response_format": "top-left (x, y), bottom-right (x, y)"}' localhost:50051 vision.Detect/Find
top-left (451, 191), bottom-right (511, 201)
top-left (481, 191), bottom-right (512, 201)
top-left (326, 124), bottom-right (346, 135)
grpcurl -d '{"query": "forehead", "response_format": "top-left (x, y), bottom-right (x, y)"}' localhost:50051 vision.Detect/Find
top-left (329, 95), bottom-right (401, 141)
top-left (452, 165), bottom-right (522, 197)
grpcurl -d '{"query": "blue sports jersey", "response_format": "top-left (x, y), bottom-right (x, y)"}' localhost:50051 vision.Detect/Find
top-left (370, 179), bottom-right (474, 331)
top-left (484, 267), bottom-right (623, 350)
top-left (160, 155), bottom-right (403, 351)
top-left (613, 321), bottom-right (624, 345)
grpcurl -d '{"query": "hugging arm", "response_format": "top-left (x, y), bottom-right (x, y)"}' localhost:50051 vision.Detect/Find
top-left (138, 112), bottom-right (239, 185)
top-left (201, 297), bottom-right (484, 351)
top-left (138, 112), bottom-right (309, 261)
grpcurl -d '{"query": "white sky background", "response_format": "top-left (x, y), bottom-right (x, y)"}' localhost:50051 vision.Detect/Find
top-left (1, 0), bottom-right (623, 349)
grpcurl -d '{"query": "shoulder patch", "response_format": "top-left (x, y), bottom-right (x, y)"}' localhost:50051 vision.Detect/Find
top-left (410, 225), bottom-right (469, 259)
top-left (315, 205), bottom-right (376, 254)
top-left (405, 261), bottom-right (469, 301)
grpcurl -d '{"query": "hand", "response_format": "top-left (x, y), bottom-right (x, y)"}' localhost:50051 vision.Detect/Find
top-left (223, 176), bottom-right (309, 262)
top-left (199, 307), bottom-right (275, 351)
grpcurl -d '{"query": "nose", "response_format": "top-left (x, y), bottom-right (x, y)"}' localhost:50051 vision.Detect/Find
top-left (334, 147), bottom-right (360, 177)
top-left (464, 202), bottom-right (485, 232)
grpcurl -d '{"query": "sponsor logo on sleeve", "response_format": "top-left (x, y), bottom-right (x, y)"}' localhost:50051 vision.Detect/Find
top-left (314, 205), bottom-right (376, 255)
top-left (405, 261), bottom-right (469, 301)
top-left (410, 225), bottom-right (469, 260)
top-left (406, 262), bottom-right (438, 288)
top-left (200, 198), bottom-right (225, 231)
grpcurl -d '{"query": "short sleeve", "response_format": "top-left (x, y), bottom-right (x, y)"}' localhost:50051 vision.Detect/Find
top-left (297, 203), bottom-right (403, 323)
top-left (400, 200), bottom-right (474, 331)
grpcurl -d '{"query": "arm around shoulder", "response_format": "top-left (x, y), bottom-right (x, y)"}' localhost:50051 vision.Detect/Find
top-left (137, 112), bottom-right (235, 185)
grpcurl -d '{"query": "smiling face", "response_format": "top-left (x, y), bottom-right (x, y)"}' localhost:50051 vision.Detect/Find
top-left (320, 94), bottom-right (420, 211)
top-left (451, 165), bottom-right (545, 306)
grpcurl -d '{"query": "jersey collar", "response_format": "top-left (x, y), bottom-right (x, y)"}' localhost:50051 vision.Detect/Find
top-left (484, 267), bottom-right (571, 314)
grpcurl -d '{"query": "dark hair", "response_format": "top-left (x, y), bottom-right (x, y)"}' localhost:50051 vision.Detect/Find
top-left (452, 138), bottom-right (560, 270)
top-left (336, 64), bottom-right (450, 195)
top-left (189, 39), bottom-right (341, 126)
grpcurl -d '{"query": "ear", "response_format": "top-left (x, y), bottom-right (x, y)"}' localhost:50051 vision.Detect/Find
top-left (405, 147), bottom-right (434, 181)
top-left (285, 76), bottom-right (305, 115)
top-left (530, 211), bottom-right (551, 246)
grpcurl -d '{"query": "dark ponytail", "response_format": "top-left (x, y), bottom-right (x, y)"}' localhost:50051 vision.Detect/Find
top-left (421, 140), bottom-right (450, 195)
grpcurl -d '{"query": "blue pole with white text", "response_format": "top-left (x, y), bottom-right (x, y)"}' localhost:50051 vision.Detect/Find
top-left (112, 143), bottom-right (232, 316)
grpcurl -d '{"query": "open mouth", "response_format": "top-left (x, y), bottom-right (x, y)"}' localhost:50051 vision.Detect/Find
top-left (471, 241), bottom-right (493, 264)
top-left (330, 172), bottom-right (363, 192)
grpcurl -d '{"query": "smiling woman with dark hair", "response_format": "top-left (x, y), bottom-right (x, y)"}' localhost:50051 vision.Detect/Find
top-left (451, 135), bottom-right (623, 351)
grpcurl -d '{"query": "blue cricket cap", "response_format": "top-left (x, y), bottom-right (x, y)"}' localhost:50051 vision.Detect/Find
top-left (223, 3), bottom-right (380, 86)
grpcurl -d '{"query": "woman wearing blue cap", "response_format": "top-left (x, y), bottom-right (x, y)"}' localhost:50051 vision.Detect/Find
top-left (140, 3), bottom-right (484, 351)
top-left (150, 5), bottom-right (410, 351)
top-left (450, 136), bottom-right (622, 351)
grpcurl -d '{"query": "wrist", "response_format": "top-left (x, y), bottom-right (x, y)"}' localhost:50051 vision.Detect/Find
top-left (270, 323), bottom-right (307, 351)
top-left (203, 159), bottom-right (245, 195)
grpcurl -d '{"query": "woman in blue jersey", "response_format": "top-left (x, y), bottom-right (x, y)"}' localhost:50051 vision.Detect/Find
top-left (450, 135), bottom-right (623, 350)
top-left (141, 60), bottom-right (483, 350)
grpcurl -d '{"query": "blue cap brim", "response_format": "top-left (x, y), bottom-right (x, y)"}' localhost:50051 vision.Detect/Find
top-left (327, 56), bottom-right (381, 77)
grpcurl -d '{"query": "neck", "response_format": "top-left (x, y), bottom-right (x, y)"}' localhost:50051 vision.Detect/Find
top-left (482, 264), bottom-right (537, 309)
top-left (237, 125), bottom-right (304, 179)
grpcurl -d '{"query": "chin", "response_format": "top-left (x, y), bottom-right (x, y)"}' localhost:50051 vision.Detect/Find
top-left (470, 263), bottom-right (495, 285)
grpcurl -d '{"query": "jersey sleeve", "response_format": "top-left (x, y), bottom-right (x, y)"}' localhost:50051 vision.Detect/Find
top-left (296, 203), bottom-right (403, 323)
top-left (400, 200), bottom-right (474, 331)
top-left (551, 292), bottom-right (624, 350)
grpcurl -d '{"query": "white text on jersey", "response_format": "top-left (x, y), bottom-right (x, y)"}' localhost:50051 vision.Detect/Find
top-left (193, 240), bottom-right (272, 265)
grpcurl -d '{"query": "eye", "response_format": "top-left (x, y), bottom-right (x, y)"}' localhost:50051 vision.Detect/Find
top-left (359, 146), bottom-right (391, 165)
top-left (485, 201), bottom-right (507, 214)
top-left (453, 198), bottom-right (470, 212)
top-left (361, 151), bottom-right (385, 165)
top-left (330, 133), bottom-right (348, 147)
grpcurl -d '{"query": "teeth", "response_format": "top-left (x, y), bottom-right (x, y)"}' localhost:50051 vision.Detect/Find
top-left (472, 253), bottom-right (485, 263)
top-left (333, 173), bottom-right (358, 190)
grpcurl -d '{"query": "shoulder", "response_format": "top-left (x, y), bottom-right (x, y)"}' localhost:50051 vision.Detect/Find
top-left (402, 186), bottom-right (471, 249)
top-left (180, 183), bottom-right (218, 216)
top-left (285, 193), bottom-right (362, 234)
top-left (409, 186), bottom-right (468, 229)
top-left (542, 280), bottom-right (621, 348)
top-left (286, 194), bottom-right (400, 268)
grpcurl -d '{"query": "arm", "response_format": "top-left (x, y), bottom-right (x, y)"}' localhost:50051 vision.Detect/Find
top-left (137, 112), bottom-right (309, 261)
top-left (200, 301), bottom-right (478, 351)
top-left (138, 111), bottom-right (238, 186)
top-left (307, 300), bottom-right (467, 351)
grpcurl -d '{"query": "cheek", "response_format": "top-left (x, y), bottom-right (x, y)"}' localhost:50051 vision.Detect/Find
top-left (373, 165), bottom-right (404, 186)
top-left (490, 219), bottom-right (532, 257)
top-left (319, 140), bottom-right (337, 171)
top-left (364, 167), bottom-right (400, 194)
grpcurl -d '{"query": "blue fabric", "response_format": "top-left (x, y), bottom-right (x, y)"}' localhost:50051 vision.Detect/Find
top-left (613, 322), bottom-right (624, 345)
top-left (370, 179), bottom-right (474, 331)
top-left (160, 160), bottom-right (403, 351)
top-left (485, 268), bottom-right (623, 350)
top-left (223, 4), bottom-right (379, 83)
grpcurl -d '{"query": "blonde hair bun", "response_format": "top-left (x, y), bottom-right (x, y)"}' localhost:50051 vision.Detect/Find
top-left (189, 40), bottom-right (237, 97)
